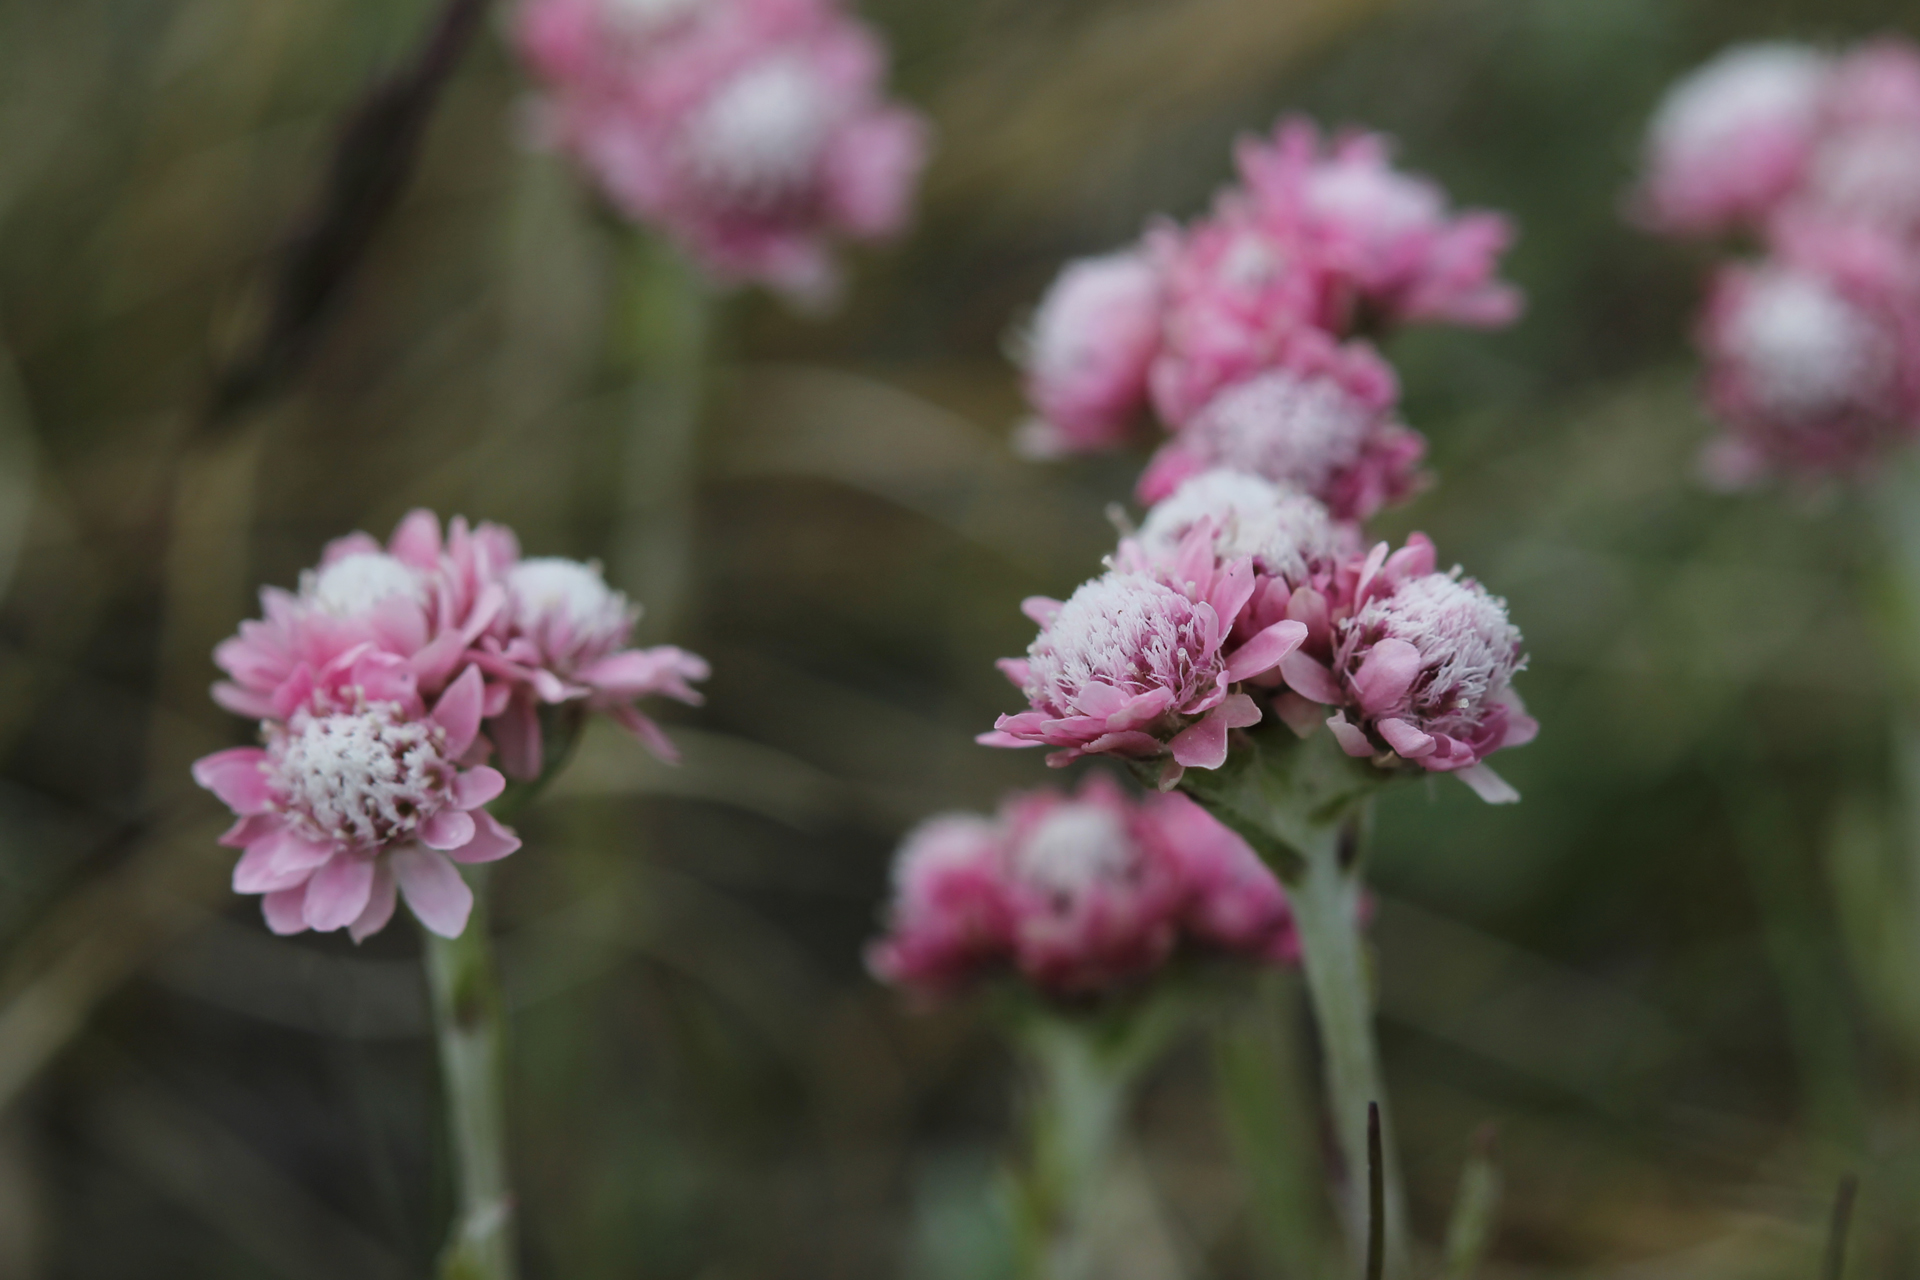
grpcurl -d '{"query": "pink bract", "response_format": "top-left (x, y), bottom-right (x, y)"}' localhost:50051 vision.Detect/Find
top-left (1015, 250), bottom-right (1164, 458)
top-left (1235, 116), bottom-right (1523, 331)
top-left (1136, 351), bottom-right (1425, 522)
top-left (979, 552), bottom-right (1307, 787)
top-left (1635, 42), bottom-right (1833, 236)
top-left (867, 774), bottom-right (1298, 1002)
top-left (514, 0), bottom-right (930, 302)
top-left (193, 659), bottom-right (521, 941)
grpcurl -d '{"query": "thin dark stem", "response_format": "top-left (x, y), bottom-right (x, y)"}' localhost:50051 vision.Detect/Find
top-left (1366, 1101), bottom-right (1384, 1280)
top-left (1823, 1174), bottom-right (1858, 1280)
top-left (205, 0), bottom-right (493, 429)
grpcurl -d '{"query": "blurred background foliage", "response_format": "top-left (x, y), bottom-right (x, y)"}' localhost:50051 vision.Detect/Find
top-left (1, 0), bottom-right (1918, 1275)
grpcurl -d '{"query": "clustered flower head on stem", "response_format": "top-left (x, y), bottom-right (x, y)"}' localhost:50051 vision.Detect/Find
top-left (1008, 111), bottom-right (1519, 535)
top-left (514, 0), bottom-right (930, 304)
top-left (867, 774), bottom-right (1297, 1003)
top-left (196, 511), bottom-right (709, 939)
top-left (1637, 36), bottom-right (1920, 484)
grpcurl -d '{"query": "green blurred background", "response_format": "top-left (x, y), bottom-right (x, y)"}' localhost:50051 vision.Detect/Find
top-left (2, 0), bottom-right (1919, 1275)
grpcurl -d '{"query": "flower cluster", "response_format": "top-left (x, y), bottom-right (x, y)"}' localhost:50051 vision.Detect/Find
top-left (867, 774), bottom-right (1298, 1001)
top-left (1014, 115), bottom-right (1521, 524)
top-left (514, 0), bottom-right (930, 302)
top-left (1635, 38), bottom-right (1920, 485)
top-left (981, 472), bottom-right (1533, 801)
top-left (195, 511), bottom-right (709, 940)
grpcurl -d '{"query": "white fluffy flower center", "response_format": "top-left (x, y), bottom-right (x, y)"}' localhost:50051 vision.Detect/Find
top-left (1650, 42), bottom-right (1829, 160)
top-left (684, 56), bottom-right (837, 201)
top-left (1187, 371), bottom-right (1374, 493)
top-left (602, 0), bottom-right (702, 37)
top-left (303, 553), bottom-right (426, 619)
top-left (1307, 164), bottom-right (1439, 239)
top-left (1015, 804), bottom-right (1135, 898)
top-left (1025, 573), bottom-right (1213, 714)
top-left (272, 703), bottom-right (452, 849)
top-left (1728, 269), bottom-right (1886, 417)
top-left (1352, 573), bottom-right (1521, 728)
top-left (1139, 470), bottom-right (1339, 585)
top-left (508, 557), bottom-right (631, 636)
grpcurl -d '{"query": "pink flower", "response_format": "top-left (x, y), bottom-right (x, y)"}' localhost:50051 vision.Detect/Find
top-left (474, 556), bottom-right (712, 779)
top-left (867, 775), bottom-right (1297, 1002)
top-left (1635, 43), bottom-right (1832, 235)
top-left (1014, 250), bottom-right (1163, 458)
top-left (1694, 246), bottom-right (1917, 485)
top-left (1236, 117), bottom-right (1523, 330)
top-left (979, 550), bottom-right (1308, 785)
top-left (1790, 41), bottom-right (1920, 238)
top-left (1128, 470), bottom-right (1348, 593)
top-left (1145, 200), bottom-right (1330, 426)
top-left (1276, 535), bottom-right (1533, 803)
top-left (514, 0), bottom-right (930, 302)
top-left (192, 657), bottom-right (521, 941)
top-left (1136, 348), bottom-right (1425, 522)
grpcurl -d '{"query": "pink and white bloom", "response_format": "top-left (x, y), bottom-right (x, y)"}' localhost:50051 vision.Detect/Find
top-left (193, 657), bottom-right (520, 941)
top-left (867, 775), bottom-right (1297, 1002)
top-left (514, 0), bottom-right (930, 301)
top-left (1235, 117), bottom-right (1523, 331)
top-left (1014, 250), bottom-right (1164, 458)
top-left (979, 554), bottom-right (1308, 786)
top-left (475, 556), bottom-right (712, 779)
top-left (1135, 349), bottom-right (1425, 522)
top-left (1636, 42), bottom-right (1833, 235)
top-left (1275, 534), bottom-right (1533, 803)
top-left (1790, 41), bottom-right (1920, 238)
top-left (1694, 249), bottom-right (1916, 486)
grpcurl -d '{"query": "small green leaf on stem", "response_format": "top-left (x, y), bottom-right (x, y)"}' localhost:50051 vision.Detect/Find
top-left (1443, 1123), bottom-right (1503, 1280)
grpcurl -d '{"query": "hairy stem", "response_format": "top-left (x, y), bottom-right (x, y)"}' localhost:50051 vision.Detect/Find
top-left (424, 872), bottom-right (515, 1280)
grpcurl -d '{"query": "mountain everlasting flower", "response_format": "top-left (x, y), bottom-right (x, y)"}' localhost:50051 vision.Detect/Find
top-left (1636, 43), bottom-right (1833, 235)
top-left (514, 0), bottom-right (930, 301)
top-left (193, 657), bottom-right (520, 940)
top-left (1695, 250), bottom-right (1915, 485)
top-left (979, 553), bottom-right (1307, 785)
top-left (1015, 250), bottom-right (1164, 458)
top-left (1276, 534), bottom-right (1534, 803)
top-left (194, 510), bottom-right (708, 938)
top-left (1135, 347), bottom-right (1424, 521)
top-left (868, 775), bottom-right (1295, 1002)
top-left (1235, 117), bottom-right (1523, 331)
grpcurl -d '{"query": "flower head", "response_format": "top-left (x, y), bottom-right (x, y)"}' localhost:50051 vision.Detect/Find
top-left (1130, 470), bottom-right (1346, 591)
top-left (1236, 117), bottom-right (1523, 330)
top-left (193, 659), bottom-right (520, 941)
top-left (1136, 355), bottom-right (1424, 522)
top-left (1015, 250), bottom-right (1163, 457)
top-left (867, 775), bottom-right (1296, 1002)
top-left (980, 557), bottom-right (1306, 785)
top-left (515, 0), bottom-right (930, 302)
top-left (1635, 42), bottom-right (1832, 235)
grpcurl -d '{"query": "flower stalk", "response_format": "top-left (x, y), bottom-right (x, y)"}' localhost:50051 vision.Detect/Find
top-left (1176, 723), bottom-right (1407, 1276)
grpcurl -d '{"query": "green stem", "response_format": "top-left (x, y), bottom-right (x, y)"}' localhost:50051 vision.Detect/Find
top-left (1175, 725), bottom-right (1407, 1276)
top-left (1014, 999), bottom-right (1184, 1280)
top-left (425, 870), bottom-right (515, 1280)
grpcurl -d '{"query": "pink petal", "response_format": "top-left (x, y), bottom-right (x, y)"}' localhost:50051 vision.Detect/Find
top-left (996, 658), bottom-right (1032, 689)
top-left (1220, 691), bottom-right (1262, 729)
top-left (348, 865), bottom-right (398, 943)
top-left (1376, 717), bottom-right (1436, 759)
top-left (453, 766), bottom-right (506, 810)
top-left (1384, 533), bottom-right (1436, 582)
top-left (232, 841), bottom-right (313, 895)
top-left (394, 848), bottom-right (474, 938)
top-left (191, 748), bottom-right (273, 814)
top-left (420, 808), bottom-right (476, 851)
top-left (1456, 763), bottom-right (1520, 805)
top-left (212, 683), bottom-right (275, 718)
top-left (976, 730), bottom-right (1038, 748)
top-left (1326, 714), bottom-right (1373, 757)
top-left (1278, 651), bottom-right (1343, 705)
top-left (218, 813), bottom-right (279, 850)
top-left (303, 854), bottom-right (376, 933)
top-left (1070, 682), bottom-right (1130, 718)
top-left (1169, 708), bottom-right (1232, 770)
top-left (449, 810), bottom-right (522, 864)
top-left (1354, 541), bottom-right (1390, 602)
top-left (246, 826), bottom-right (336, 882)
top-left (1109, 687), bottom-right (1176, 730)
top-left (261, 886), bottom-right (309, 935)
top-left (1207, 558), bottom-right (1258, 631)
top-left (607, 702), bottom-right (682, 763)
top-left (432, 666), bottom-right (486, 759)
top-left (492, 693), bottom-right (544, 781)
top-left (1020, 597), bottom-right (1063, 627)
top-left (1081, 729), bottom-right (1165, 757)
top-left (1272, 692), bottom-right (1323, 738)
top-left (1352, 639), bottom-right (1422, 714)
top-left (1224, 620), bottom-right (1308, 682)
top-left (388, 509), bottom-right (443, 568)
